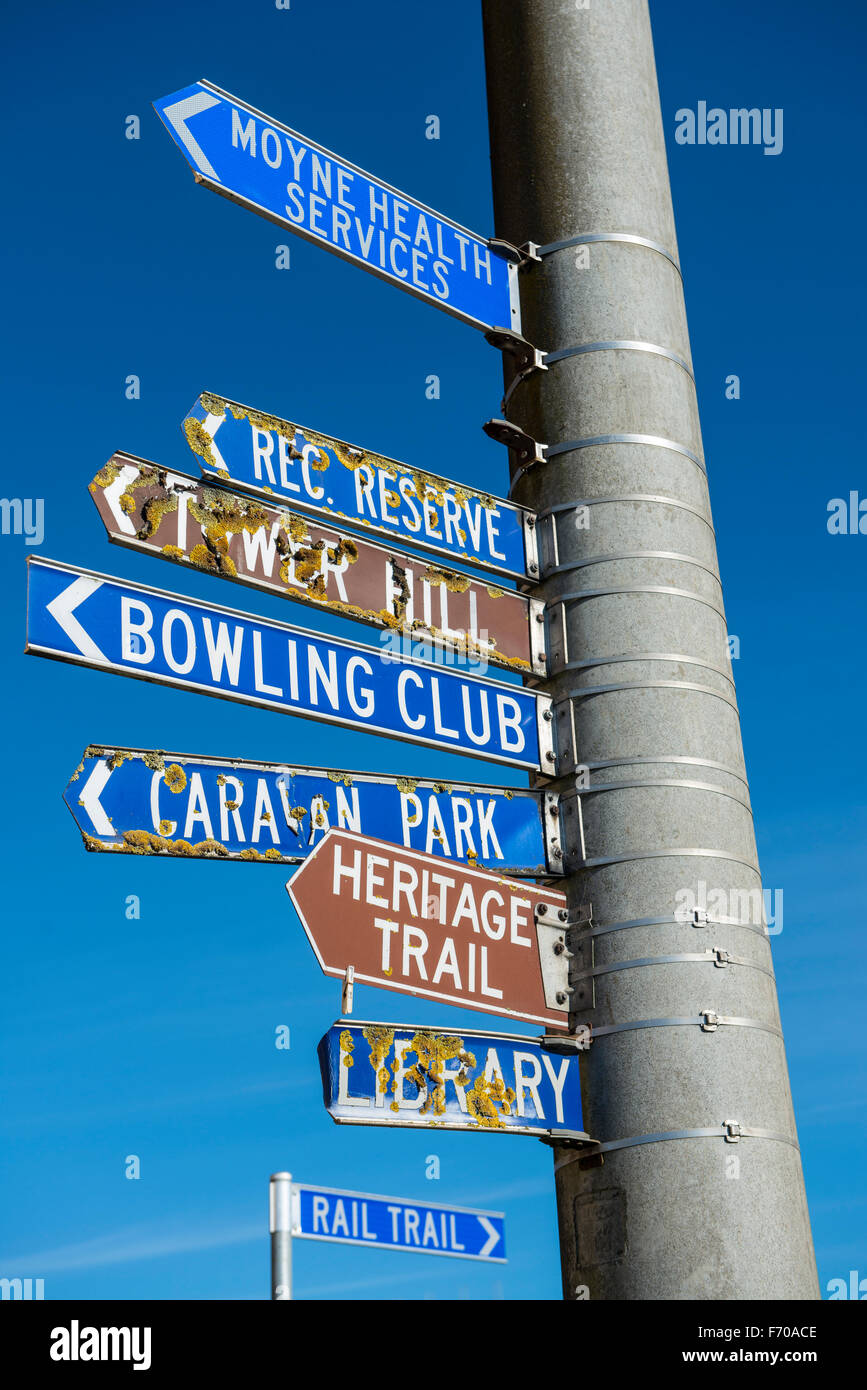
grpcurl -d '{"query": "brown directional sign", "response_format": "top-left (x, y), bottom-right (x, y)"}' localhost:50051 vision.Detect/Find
top-left (89, 454), bottom-right (545, 677)
top-left (286, 828), bottom-right (570, 1029)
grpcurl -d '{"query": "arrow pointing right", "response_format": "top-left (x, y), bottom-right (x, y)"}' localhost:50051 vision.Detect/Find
top-left (477, 1216), bottom-right (502, 1259)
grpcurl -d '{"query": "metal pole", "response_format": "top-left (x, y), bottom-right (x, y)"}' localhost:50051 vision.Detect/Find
top-left (269, 1171), bottom-right (292, 1300)
top-left (481, 0), bottom-right (818, 1300)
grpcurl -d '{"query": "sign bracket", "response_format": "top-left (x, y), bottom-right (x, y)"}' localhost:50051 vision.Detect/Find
top-left (341, 966), bottom-right (355, 1017)
top-left (483, 417), bottom-right (547, 472)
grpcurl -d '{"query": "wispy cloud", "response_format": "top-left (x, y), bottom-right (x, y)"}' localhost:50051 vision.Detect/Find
top-left (2, 1076), bottom-right (308, 1136)
top-left (0, 1220), bottom-right (261, 1273)
top-left (458, 1176), bottom-right (552, 1205)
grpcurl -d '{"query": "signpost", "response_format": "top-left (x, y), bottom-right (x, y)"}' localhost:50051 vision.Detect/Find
top-left (288, 1181), bottom-right (505, 1263)
top-left (153, 79), bottom-right (520, 334)
top-left (319, 1020), bottom-right (587, 1141)
top-left (26, 557), bottom-right (554, 771)
top-left (182, 392), bottom-right (538, 582)
top-left (90, 454), bottom-right (545, 675)
top-left (65, 747), bottom-right (563, 876)
top-left (286, 828), bottom-right (570, 1029)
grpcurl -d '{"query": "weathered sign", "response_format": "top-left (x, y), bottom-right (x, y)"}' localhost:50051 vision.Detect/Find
top-left (90, 454), bottom-right (545, 675)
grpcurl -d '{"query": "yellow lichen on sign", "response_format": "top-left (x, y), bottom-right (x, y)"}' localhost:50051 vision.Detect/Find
top-left (105, 751), bottom-right (134, 771)
top-left (362, 1026), bottom-right (395, 1097)
top-left (406, 1031), bottom-right (476, 1119)
top-left (465, 1073), bottom-right (517, 1130)
top-left (394, 777), bottom-right (419, 793)
top-left (421, 564), bottom-right (471, 595)
top-left (163, 764), bottom-right (187, 794)
top-left (339, 1030), bottom-right (355, 1068)
top-left (182, 417), bottom-right (216, 465)
top-left (90, 460), bottom-right (125, 492)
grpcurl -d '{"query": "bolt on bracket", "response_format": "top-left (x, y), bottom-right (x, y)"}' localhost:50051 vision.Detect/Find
top-left (541, 1025), bottom-right (592, 1053)
top-left (484, 327), bottom-right (547, 378)
top-left (488, 237), bottom-right (539, 267)
top-left (543, 790), bottom-right (565, 872)
top-left (534, 902), bottom-right (572, 1014)
top-left (565, 903), bottom-right (594, 1014)
top-left (483, 417), bottom-right (547, 471)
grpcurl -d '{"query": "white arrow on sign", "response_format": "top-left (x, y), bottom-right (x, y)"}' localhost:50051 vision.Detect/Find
top-left (102, 463), bottom-right (140, 536)
top-left (161, 92), bottom-right (222, 182)
top-left (77, 759), bottom-right (115, 836)
top-left (46, 576), bottom-right (107, 663)
top-left (477, 1216), bottom-right (502, 1259)
top-left (198, 412), bottom-right (229, 472)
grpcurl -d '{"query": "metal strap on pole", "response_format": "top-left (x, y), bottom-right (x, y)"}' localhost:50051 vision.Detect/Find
top-left (559, 679), bottom-right (740, 714)
top-left (571, 950), bottom-right (777, 983)
top-left (575, 847), bottom-right (759, 872)
top-left (554, 1124), bottom-right (799, 1172)
top-left (509, 439), bottom-right (708, 493)
top-left (549, 585), bottom-right (727, 620)
top-left (545, 549), bottom-right (722, 581)
top-left (553, 654), bottom-right (735, 687)
top-left (536, 491), bottom-right (715, 537)
top-left (542, 339), bottom-right (694, 381)
top-left (532, 231), bottom-right (683, 277)
top-left (573, 777), bottom-right (753, 811)
top-left (545, 434), bottom-right (705, 470)
top-left (580, 753), bottom-right (748, 785)
top-left (589, 1012), bottom-right (782, 1039)
top-left (589, 912), bottom-right (771, 941)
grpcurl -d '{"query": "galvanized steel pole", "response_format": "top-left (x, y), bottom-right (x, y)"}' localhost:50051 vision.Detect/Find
top-left (481, 0), bottom-right (818, 1299)
top-left (269, 1172), bottom-right (292, 1300)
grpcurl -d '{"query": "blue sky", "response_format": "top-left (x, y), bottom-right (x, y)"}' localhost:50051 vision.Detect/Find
top-left (1, 0), bottom-right (865, 1299)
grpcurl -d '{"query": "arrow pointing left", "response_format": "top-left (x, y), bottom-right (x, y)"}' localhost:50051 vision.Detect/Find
top-left (43, 575), bottom-right (107, 662)
top-left (76, 760), bottom-right (115, 836)
top-left (160, 90), bottom-right (221, 181)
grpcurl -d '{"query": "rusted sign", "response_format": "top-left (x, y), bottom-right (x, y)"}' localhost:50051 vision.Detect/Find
top-left (320, 1021), bottom-right (587, 1141)
top-left (64, 746), bottom-right (563, 876)
top-left (182, 391), bottom-right (538, 581)
top-left (286, 828), bottom-right (570, 1029)
top-left (89, 454), bottom-right (545, 676)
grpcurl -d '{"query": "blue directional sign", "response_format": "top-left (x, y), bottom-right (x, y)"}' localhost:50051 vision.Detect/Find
top-left (182, 392), bottom-right (536, 581)
top-left (26, 559), bottom-right (553, 771)
top-left (291, 1182), bottom-right (505, 1263)
top-left (64, 747), bottom-right (561, 875)
top-left (153, 79), bottom-right (520, 334)
top-left (319, 1021), bottom-right (588, 1141)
